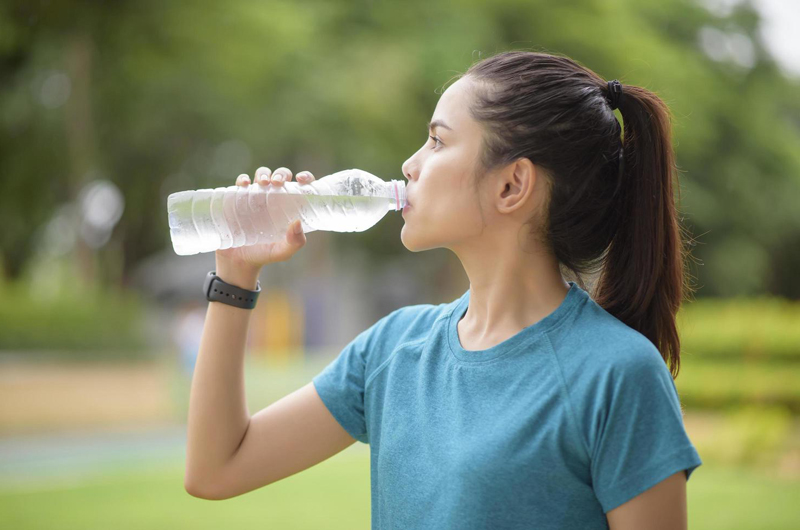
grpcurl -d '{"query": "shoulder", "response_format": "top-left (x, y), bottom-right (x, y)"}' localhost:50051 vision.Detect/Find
top-left (549, 295), bottom-right (674, 417)
top-left (366, 300), bottom-right (451, 343)
top-left (551, 293), bottom-right (665, 376)
top-left (353, 298), bottom-right (455, 376)
top-left (548, 295), bottom-right (686, 448)
top-left (385, 301), bottom-right (451, 329)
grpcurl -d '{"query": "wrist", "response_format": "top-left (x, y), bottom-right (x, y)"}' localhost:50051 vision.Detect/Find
top-left (214, 261), bottom-right (261, 291)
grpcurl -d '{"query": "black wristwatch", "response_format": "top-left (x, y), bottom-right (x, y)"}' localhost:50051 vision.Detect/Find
top-left (203, 271), bottom-right (261, 310)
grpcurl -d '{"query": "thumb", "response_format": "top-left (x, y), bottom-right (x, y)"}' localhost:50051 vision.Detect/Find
top-left (270, 221), bottom-right (306, 263)
top-left (289, 219), bottom-right (306, 246)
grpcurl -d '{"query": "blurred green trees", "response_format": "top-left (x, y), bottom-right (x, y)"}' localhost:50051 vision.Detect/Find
top-left (1, 0), bottom-right (799, 297)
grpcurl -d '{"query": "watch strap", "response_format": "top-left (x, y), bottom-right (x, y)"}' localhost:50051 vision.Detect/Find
top-left (203, 271), bottom-right (261, 309)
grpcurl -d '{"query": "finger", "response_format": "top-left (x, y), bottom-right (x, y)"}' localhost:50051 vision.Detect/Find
top-left (255, 167), bottom-right (272, 186)
top-left (236, 173), bottom-right (251, 187)
top-left (271, 167), bottom-right (292, 186)
top-left (296, 171), bottom-right (315, 184)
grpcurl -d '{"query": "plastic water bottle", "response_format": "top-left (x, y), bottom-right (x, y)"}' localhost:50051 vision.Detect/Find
top-left (167, 168), bottom-right (407, 256)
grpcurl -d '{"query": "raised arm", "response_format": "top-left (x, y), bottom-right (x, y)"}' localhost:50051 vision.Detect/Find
top-left (184, 167), bottom-right (358, 500)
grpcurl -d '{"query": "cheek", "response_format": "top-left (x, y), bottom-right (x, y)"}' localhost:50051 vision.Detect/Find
top-left (408, 190), bottom-right (484, 237)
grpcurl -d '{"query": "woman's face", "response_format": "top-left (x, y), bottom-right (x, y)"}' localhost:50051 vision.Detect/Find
top-left (400, 77), bottom-right (490, 252)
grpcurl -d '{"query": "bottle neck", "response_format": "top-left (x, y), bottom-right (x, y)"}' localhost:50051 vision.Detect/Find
top-left (386, 180), bottom-right (406, 211)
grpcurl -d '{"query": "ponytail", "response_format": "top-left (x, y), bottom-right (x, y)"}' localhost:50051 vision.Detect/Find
top-left (594, 84), bottom-right (693, 379)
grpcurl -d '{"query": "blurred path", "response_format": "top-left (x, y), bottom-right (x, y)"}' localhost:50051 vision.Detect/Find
top-left (0, 423), bottom-right (186, 492)
top-left (0, 358), bottom-right (176, 434)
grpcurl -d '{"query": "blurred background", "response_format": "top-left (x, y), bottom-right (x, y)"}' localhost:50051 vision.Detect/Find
top-left (1, 0), bottom-right (799, 528)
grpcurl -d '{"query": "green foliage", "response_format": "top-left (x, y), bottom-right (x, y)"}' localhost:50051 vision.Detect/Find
top-left (675, 297), bottom-right (800, 412)
top-left (678, 296), bottom-right (800, 361)
top-left (0, 0), bottom-right (799, 296)
top-left (676, 357), bottom-right (800, 412)
top-left (0, 279), bottom-right (150, 360)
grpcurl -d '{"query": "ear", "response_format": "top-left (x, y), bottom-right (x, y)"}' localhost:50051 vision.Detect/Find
top-left (495, 158), bottom-right (537, 215)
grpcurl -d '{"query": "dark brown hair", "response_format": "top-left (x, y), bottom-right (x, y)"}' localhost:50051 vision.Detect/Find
top-left (457, 50), bottom-right (696, 379)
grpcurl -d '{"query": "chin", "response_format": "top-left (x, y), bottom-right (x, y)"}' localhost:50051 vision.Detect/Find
top-left (400, 225), bottom-right (418, 252)
top-left (401, 225), bottom-right (441, 252)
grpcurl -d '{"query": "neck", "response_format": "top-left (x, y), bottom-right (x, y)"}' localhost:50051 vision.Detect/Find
top-left (452, 241), bottom-right (570, 348)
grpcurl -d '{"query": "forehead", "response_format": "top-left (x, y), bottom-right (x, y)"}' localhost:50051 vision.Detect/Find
top-left (431, 77), bottom-right (473, 125)
top-left (441, 76), bottom-right (472, 103)
top-left (431, 77), bottom-right (478, 136)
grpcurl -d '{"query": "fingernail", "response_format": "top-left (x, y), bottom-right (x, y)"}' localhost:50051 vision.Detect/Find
top-left (293, 220), bottom-right (302, 234)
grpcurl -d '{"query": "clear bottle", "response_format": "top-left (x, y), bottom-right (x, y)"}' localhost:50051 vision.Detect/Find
top-left (167, 168), bottom-right (407, 256)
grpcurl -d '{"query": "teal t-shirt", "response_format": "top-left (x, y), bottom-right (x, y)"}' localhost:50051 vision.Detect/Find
top-left (312, 281), bottom-right (702, 529)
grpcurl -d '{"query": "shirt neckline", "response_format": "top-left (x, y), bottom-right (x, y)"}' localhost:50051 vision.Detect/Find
top-left (447, 281), bottom-right (586, 363)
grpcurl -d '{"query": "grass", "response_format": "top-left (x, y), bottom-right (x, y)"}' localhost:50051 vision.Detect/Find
top-left (0, 453), bottom-right (798, 529)
top-left (688, 465), bottom-right (800, 529)
top-left (0, 448), bottom-right (370, 530)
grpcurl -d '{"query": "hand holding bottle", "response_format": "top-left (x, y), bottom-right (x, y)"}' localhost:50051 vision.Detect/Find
top-left (215, 167), bottom-right (315, 279)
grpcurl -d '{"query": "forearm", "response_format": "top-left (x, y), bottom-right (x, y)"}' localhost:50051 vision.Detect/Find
top-left (184, 262), bottom-right (261, 486)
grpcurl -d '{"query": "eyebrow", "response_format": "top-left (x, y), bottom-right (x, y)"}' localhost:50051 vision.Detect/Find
top-left (427, 119), bottom-right (453, 132)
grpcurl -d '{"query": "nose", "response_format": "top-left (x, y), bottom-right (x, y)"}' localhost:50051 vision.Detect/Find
top-left (402, 157), bottom-right (416, 182)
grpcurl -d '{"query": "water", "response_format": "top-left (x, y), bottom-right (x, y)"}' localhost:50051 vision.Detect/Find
top-left (167, 169), bottom-right (406, 256)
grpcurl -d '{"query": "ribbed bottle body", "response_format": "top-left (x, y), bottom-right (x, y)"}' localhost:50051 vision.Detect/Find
top-left (167, 169), bottom-right (405, 256)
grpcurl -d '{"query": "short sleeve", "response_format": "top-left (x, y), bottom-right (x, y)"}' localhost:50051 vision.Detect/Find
top-left (589, 349), bottom-right (703, 513)
top-left (312, 322), bottom-right (378, 445)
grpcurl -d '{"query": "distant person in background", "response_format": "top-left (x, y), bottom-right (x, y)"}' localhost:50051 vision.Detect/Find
top-left (172, 302), bottom-right (206, 376)
top-left (184, 49), bottom-right (702, 530)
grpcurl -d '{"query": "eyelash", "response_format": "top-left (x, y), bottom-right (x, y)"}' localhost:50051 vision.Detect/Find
top-left (429, 135), bottom-right (443, 149)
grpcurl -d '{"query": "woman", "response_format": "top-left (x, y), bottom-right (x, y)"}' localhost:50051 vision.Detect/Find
top-left (184, 50), bottom-right (702, 529)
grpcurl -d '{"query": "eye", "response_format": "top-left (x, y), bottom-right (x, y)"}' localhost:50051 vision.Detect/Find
top-left (428, 135), bottom-right (443, 150)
